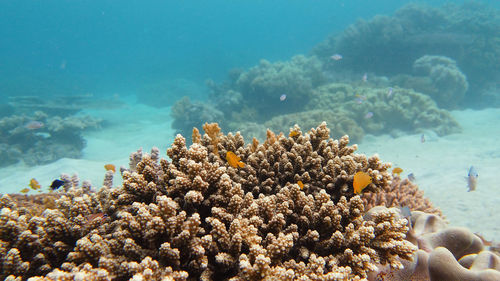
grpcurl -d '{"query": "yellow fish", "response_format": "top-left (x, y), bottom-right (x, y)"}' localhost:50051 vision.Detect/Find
top-left (289, 131), bottom-right (300, 137)
top-left (392, 167), bottom-right (403, 176)
top-left (20, 188), bottom-right (30, 194)
top-left (104, 164), bottom-right (116, 173)
top-left (353, 171), bottom-right (372, 194)
top-left (297, 180), bottom-right (304, 190)
top-left (226, 151), bottom-right (245, 168)
top-left (29, 178), bottom-right (41, 190)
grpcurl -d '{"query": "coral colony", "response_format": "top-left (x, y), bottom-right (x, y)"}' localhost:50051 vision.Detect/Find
top-left (1, 123), bottom-right (498, 280)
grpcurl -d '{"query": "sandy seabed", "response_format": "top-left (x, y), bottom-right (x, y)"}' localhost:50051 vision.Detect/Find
top-left (0, 102), bottom-right (498, 241)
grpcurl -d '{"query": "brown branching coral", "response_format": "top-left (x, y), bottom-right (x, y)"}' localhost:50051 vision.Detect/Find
top-left (362, 176), bottom-right (443, 217)
top-left (1, 122), bottom-right (417, 280)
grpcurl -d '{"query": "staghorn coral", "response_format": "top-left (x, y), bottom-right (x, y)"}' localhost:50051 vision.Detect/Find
top-left (0, 122), bottom-right (418, 280)
top-left (362, 176), bottom-right (443, 218)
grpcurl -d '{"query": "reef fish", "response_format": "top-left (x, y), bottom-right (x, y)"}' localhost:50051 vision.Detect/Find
top-left (86, 212), bottom-right (108, 223)
top-left (104, 164), bottom-right (116, 173)
top-left (387, 87), bottom-right (393, 98)
top-left (330, 54), bottom-right (343, 61)
top-left (20, 188), bottom-right (30, 194)
top-left (226, 151), bottom-right (245, 168)
top-left (280, 94), bottom-right (287, 101)
top-left (297, 180), bottom-right (304, 190)
top-left (466, 166), bottom-right (478, 192)
top-left (29, 178), bottom-right (41, 190)
top-left (289, 130), bottom-right (300, 137)
top-left (362, 73), bottom-right (368, 82)
top-left (364, 112), bottom-right (374, 119)
top-left (407, 173), bottom-right (416, 182)
top-left (392, 167), bottom-right (403, 176)
top-left (25, 121), bottom-right (44, 130)
top-left (50, 179), bottom-right (65, 190)
top-left (353, 171), bottom-right (372, 194)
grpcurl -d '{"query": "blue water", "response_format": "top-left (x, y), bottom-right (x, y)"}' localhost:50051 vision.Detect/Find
top-left (1, 0), bottom-right (485, 97)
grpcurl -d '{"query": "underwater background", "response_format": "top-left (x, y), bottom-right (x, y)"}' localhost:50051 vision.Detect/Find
top-left (1, 0), bottom-right (500, 279)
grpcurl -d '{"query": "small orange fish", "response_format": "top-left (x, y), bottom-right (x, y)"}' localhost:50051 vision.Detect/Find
top-left (20, 188), bottom-right (30, 194)
top-left (104, 164), bottom-right (116, 173)
top-left (297, 180), bottom-right (304, 190)
top-left (353, 171), bottom-right (372, 194)
top-left (29, 178), bottom-right (41, 190)
top-left (289, 131), bottom-right (300, 137)
top-left (392, 167), bottom-right (403, 176)
top-left (226, 151), bottom-right (245, 168)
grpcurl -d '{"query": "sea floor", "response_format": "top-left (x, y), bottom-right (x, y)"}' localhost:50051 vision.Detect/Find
top-left (0, 102), bottom-right (498, 240)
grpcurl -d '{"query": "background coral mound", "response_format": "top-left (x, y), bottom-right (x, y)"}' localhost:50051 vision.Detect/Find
top-left (0, 122), bottom-right (419, 280)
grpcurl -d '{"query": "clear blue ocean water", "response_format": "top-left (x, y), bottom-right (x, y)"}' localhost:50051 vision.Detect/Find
top-left (3, 0), bottom-right (495, 97)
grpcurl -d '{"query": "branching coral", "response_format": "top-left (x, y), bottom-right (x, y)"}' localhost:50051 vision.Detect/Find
top-left (0, 122), bottom-right (418, 280)
top-left (362, 177), bottom-right (443, 218)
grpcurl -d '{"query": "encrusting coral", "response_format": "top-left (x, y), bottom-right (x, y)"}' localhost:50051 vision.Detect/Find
top-left (0, 122), bottom-right (420, 280)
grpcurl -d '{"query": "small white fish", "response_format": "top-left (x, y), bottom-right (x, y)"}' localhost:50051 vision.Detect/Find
top-left (34, 132), bottom-right (51, 139)
top-left (466, 166), bottom-right (478, 192)
top-left (364, 112), bottom-right (373, 119)
top-left (330, 54), bottom-right (343, 61)
top-left (280, 94), bottom-right (287, 101)
top-left (362, 73), bottom-right (368, 82)
top-left (25, 121), bottom-right (44, 130)
top-left (420, 134), bottom-right (425, 143)
top-left (387, 87), bottom-right (393, 98)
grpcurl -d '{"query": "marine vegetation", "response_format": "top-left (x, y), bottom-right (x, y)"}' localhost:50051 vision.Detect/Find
top-left (0, 122), bottom-right (498, 280)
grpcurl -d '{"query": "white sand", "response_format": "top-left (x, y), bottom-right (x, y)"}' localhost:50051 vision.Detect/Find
top-left (0, 104), bottom-right (498, 240)
top-left (358, 108), bottom-right (500, 240)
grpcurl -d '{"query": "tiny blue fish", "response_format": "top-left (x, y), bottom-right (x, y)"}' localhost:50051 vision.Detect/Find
top-left (466, 166), bottom-right (478, 192)
top-left (50, 179), bottom-right (65, 190)
top-left (407, 173), bottom-right (416, 182)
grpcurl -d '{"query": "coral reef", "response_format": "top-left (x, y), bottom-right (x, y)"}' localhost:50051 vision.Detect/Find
top-left (8, 94), bottom-right (124, 117)
top-left (411, 55), bottom-right (469, 109)
top-left (171, 97), bottom-right (223, 138)
top-left (362, 176), bottom-right (443, 218)
top-left (233, 55), bottom-right (325, 120)
top-left (307, 83), bottom-right (461, 137)
top-left (367, 209), bottom-right (500, 280)
top-left (312, 2), bottom-right (500, 99)
top-left (0, 123), bottom-right (420, 280)
top-left (0, 111), bottom-right (101, 166)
